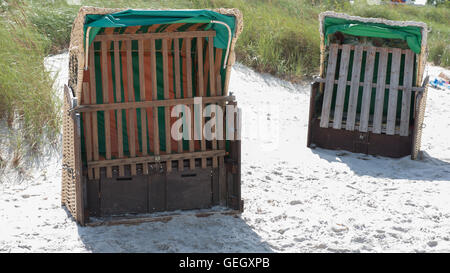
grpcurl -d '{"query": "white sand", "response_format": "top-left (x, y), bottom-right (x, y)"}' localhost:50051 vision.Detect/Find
top-left (0, 52), bottom-right (449, 253)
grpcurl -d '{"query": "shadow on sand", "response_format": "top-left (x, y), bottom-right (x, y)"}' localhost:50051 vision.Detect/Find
top-left (73, 212), bottom-right (273, 253)
top-left (311, 148), bottom-right (450, 182)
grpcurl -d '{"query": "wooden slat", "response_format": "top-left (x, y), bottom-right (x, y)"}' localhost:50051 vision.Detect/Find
top-left (101, 41), bottom-right (112, 178)
top-left (150, 38), bottom-right (160, 157)
top-left (197, 37), bottom-right (206, 168)
top-left (114, 41), bottom-right (125, 176)
top-left (399, 50), bottom-right (415, 136)
top-left (126, 40), bottom-right (137, 175)
top-left (138, 39), bottom-right (148, 175)
top-left (208, 36), bottom-right (218, 168)
top-left (162, 38), bottom-right (172, 172)
top-left (74, 96), bottom-right (235, 112)
top-left (372, 48), bottom-right (389, 134)
top-left (332, 44), bottom-right (412, 54)
top-left (88, 150), bottom-right (226, 168)
top-left (217, 74), bottom-right (224, 151)
top-left (320, 44), bottom-right (339, 128)
top-left (82, 83), bottom-right (93, 180)
top-left (174, 38), bottom-right (183, 171)
top-left (94, 31), bottom-right (216, 42)
top-left (333, 45), bottom-right (351, 129)
top-left (89, 44), bottom-right (100, 179)
top-left (327, 120), bottom-right (401, 135)
top-left (359, 47), bottom-right (376, 132)
top-left (386, 48), bottom-right (402, 135)
top-left (174, 38), bottom-right (181, 99)
top-left (346, 45), bottom-right (363, 131)
top-left (314, 78), bottom-right (424, 91)
top-left (209, 37), bottom-right (216, 97)
top-left (186, 38), bottom-right (195, 170)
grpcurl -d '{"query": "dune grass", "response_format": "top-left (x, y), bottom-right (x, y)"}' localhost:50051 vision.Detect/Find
top-left (23, 0), bottom-right (450, 78)
top-left (0, 2), bottom-right (60, 163)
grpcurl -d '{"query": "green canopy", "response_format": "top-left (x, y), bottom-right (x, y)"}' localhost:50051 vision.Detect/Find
top-left (84, 9), bottom-right (236, 51)
top-left (323, 16), bottom-right (423, 53)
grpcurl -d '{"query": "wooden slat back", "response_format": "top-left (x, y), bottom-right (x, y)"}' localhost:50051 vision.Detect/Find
top-left (83, 31), bottom-right (226, 176)
top-left (320, 44), bottom-right (416, 136)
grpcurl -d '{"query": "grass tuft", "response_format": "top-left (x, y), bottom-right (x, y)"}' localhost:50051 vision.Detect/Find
top-left (0, 1), bottom-right (61, 165)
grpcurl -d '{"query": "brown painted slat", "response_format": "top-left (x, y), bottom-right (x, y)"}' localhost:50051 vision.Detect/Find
top-left (89, 44), bottom-right (100, 179)
top-left (174, 38), bottom-right (183, 171)
top-left (197, 37), bottom-right (207, 168)
top-left (174, 38), bottom-right (181, 99)
top-left (346, 45), bottom-right (363, 131)
top-left (114, 41), bottom-right (125, 176)
top-left (94, 31), bottom-right (216, 42)
top-left (186, 38), bottom-right (195, 170)
top-left (334, 44), bottom-right (412, 54)
top-left (359, 47), bottom-right (376, 132)
top-left (373, 48), bottom-right (389, 134)
top-left (209, 37), bottom-right (216, 96)
top-left (313, 78), bottom-right (424, 91)
top-left (126, 40), bottom-right (137, 175)
top-left (333, 44), bottom-right (351, 129)
top-left (399, 50), bottom-right (415, 136)
top-left (74, 96), bottom-right (235, 112)
top-left (151, 38), bottom-right (160, 157)
top-left (217, 74), bottom-right (225, 160)
top-left (101, 41), bottom-right (112, 178)
top-left (138, 40), bottom-right (148, 175)
top-left (208, 36), bottom-right (218, 168)
top-left (320, 44), bottom-right (339, 128)
top-left (386, 48), bottom-right (402, 135)
top-left (82, 83), bottom-right (93, 180)
top-left (162, 38), bottom-right (172, 172)
top-left (88, 150), bottom-right (226, 168)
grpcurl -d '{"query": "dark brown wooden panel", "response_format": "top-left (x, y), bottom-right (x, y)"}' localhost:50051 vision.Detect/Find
top-left (166, 168), bottom-right (212, 211)
top-left (100, 175), bottom-right (148, 215)
top-left (148, 172), bottom-right (166, 213)
top-left (86, 179), bottom-right (100, 217)
top-left (309, 119), bottom-right (412, 158)
top-left (211, 168), bottom-right (220, 206)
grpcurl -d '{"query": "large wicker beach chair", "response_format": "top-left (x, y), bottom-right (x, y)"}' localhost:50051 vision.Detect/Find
top-left (307, 12), bottom-right (428, 159)
top-left (62, 6), bottom-right (243, 225)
